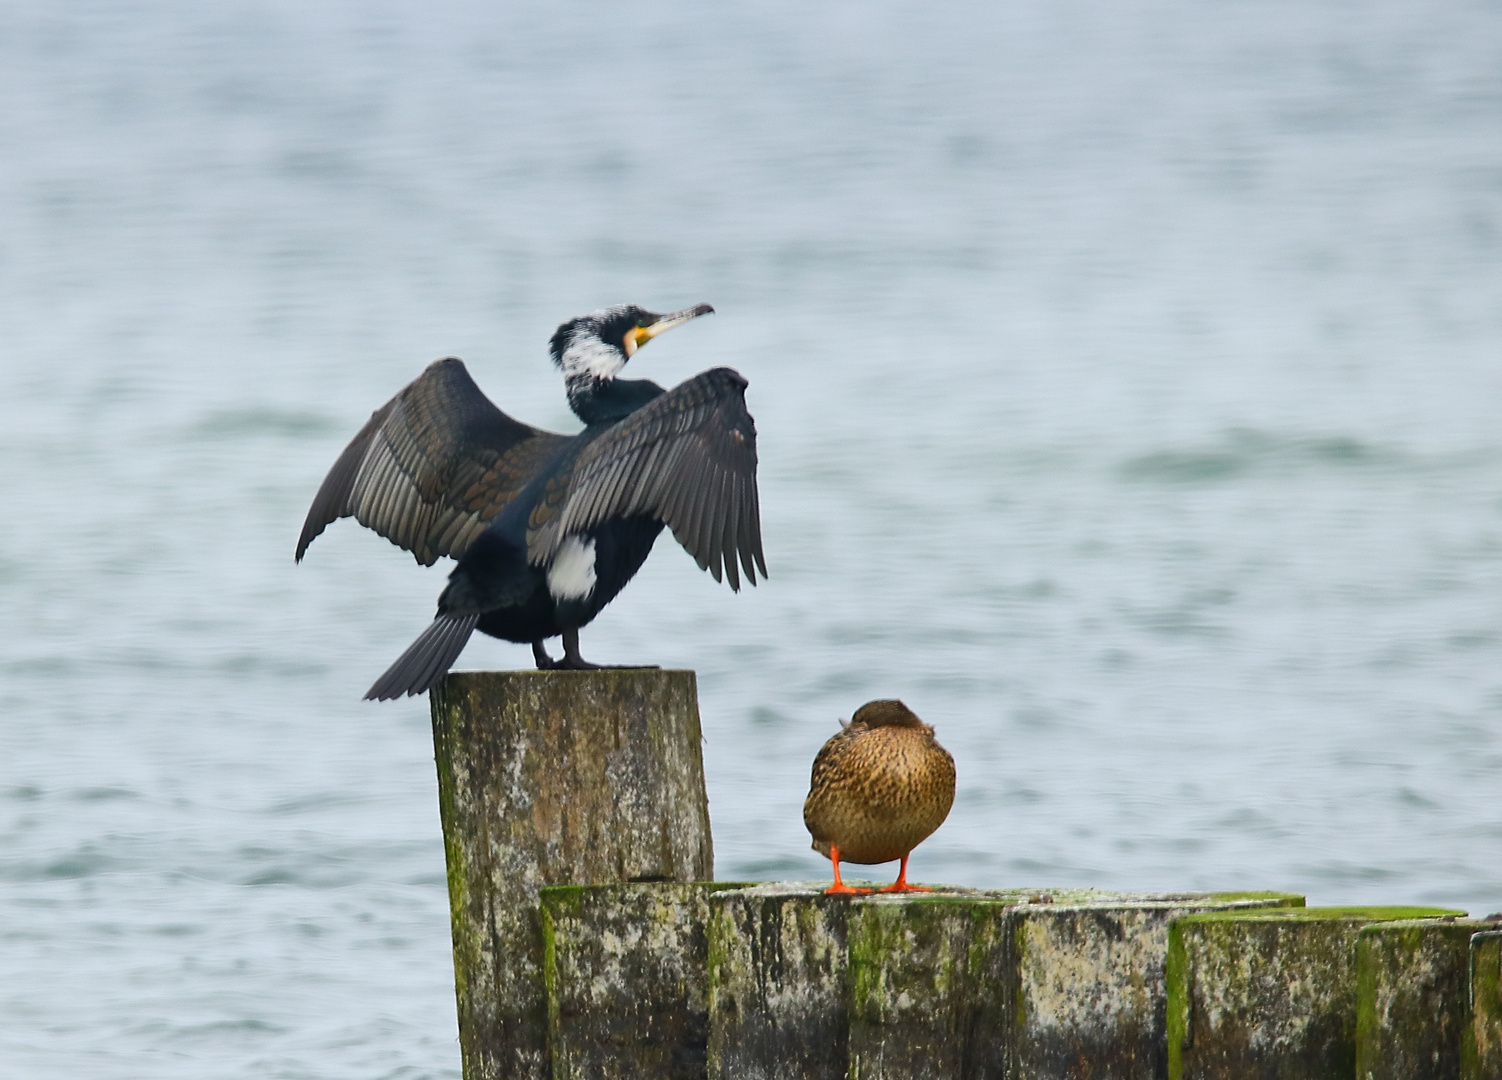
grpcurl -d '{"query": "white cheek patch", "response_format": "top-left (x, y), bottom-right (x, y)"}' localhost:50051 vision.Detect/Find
top-left (561, 337), bottom-right (626, 381)
top-left (547, 535), bottom-right (598, 601)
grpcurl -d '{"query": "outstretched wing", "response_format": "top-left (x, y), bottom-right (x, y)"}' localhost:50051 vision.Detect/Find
top-left (526, 367), bottom-right (766, 590)
top-left (297, 357), bottom-right (571, 566)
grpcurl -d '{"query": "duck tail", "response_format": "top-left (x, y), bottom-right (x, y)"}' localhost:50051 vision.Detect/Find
top-left (364, 614), bottom-right (480, 701)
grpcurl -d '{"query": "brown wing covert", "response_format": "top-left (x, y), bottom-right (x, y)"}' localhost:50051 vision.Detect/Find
top-left (296, 358), bottom-right (569, 565)
top-left (526, 367), bottom-right (766, 590)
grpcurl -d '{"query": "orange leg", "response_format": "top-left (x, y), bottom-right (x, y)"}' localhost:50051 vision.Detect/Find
top-left (876, 854), bottom-right (933, 894)
top-left (823, 844), bottom-right (872, 895)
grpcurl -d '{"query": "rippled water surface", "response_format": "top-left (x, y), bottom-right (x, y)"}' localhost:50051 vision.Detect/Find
top-left (4, 1), bottom-right (1502, 1076)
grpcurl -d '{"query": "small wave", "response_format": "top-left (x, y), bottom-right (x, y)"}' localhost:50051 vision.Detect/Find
top-left (1118, 429), bottom-right (1411, 485)
top-left (69, 786), bottom-right (141, 802)
top-left (189, 408), bottom-right (342, 441)
top-left (0, 845), bottom-right (125, 881)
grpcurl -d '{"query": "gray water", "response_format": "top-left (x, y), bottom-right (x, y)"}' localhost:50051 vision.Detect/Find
top-left (4, 0), bottom-right (1502, 1075)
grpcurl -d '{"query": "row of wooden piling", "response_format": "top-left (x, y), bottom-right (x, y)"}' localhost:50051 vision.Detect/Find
top-left (541, 882), bottom-right (1499, 1080)
top-left (428, 670), bottom-right (1499, 1079)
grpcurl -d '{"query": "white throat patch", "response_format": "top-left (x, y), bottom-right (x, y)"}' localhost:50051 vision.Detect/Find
top-left (559, 335), bottom-right (625, 381)
top-left (547, 535), bottom-right (598, 601)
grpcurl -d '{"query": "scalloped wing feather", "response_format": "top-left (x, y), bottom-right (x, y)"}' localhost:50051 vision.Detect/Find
top-left (525, 367), bottom-right (766, 589)
top-left (296, 357), bottom-right (570, 565)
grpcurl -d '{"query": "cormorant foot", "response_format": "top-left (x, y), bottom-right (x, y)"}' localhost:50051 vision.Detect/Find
top-left (553, 654), bottom-right (602, 671)
top-left (532, 632), bottom-right (662, 671)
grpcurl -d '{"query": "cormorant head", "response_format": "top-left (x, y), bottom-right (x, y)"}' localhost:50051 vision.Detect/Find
top-left (549, 303), bottom-right (714, 382)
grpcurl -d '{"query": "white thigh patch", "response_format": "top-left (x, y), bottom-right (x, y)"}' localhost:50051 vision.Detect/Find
top-left (547, 535), bottom-right (598, 601)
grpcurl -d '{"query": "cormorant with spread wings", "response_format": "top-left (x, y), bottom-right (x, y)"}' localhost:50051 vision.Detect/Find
top-left (296, 303), bottom-right (765, 699)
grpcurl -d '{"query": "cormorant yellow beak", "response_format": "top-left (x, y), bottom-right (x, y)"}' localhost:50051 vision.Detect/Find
top-left (624, 303), bottom-right (714, 357)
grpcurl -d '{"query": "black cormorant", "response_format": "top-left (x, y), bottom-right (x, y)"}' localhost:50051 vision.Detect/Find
top-left (296, 303), bottom-right (765, 699)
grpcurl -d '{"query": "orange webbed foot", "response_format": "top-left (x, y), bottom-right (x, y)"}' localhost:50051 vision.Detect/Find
top-left (824, 845), bottom-right (872, 895)
top-left (873, 854), bottom-right (929, 893)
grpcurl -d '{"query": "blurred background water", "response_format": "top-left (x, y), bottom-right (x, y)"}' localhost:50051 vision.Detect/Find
top-left (3, 0), bottom-right (1502, 1075)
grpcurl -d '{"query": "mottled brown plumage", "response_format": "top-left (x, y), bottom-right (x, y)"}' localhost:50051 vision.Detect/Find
top-left (803, 699), bottom-right (956, 893)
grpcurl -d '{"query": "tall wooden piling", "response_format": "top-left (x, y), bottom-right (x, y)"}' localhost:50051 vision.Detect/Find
top-left (430, 670), bottom-right (714, 1080)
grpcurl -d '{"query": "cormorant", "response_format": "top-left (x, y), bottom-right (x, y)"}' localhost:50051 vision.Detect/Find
top-left (803, 700), bottom-right (956, 894)
top-left (296, 303), bottom-right (765, 699)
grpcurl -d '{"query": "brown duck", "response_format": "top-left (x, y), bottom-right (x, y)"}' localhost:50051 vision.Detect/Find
top-left (803, 699), bottom-right (956, 894)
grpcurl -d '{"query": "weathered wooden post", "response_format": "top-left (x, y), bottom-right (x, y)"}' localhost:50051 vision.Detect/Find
top-left (705, 881), bottom-right (858, 1080)
top-left (1468, 930), bottom-right (1502, 1080)
top-left (844, 892), bottom-right (1020, 1080)
top-left (704, 886), bottom-right (1303, 1080)
top-left (1355, 917), bottom-right (1493, 1080)
top-left (1167, 906), bottom-right (1466, 1080)
top-left (540, 881), bottom-right (750, 1080)
top-left (430, 670), bottom-right (714, 1080)
top-left (1009, 890), bottom-right (1303, 1078)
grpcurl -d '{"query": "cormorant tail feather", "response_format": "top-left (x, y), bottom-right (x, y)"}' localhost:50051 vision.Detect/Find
top-left (364, 614), bottom-right (480, 701)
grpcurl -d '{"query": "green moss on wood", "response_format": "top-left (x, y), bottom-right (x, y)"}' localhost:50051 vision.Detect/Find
top-left (430, 670), bottom-right (714, 1080)
top-left (1165, 922), bottom-right (1189, 1080)
top-left (1168, 907), bottom-right (1467, 1080)
top-left (1208, 890), bottom-right (1307, 906)
top-left (1355, 918), bottom-right (1485, 1080)
top-left (1009, 891), bottom-right (1303, 1080)
top-left (1467, 930), bottom-right (1502, 1079)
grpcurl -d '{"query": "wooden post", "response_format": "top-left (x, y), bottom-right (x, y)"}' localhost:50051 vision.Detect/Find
top-left (845, 893), bottom-right (1020, 1080)
top-left (1008, 891), bottom-right (1303, 1079)
top-left (1167, 906), bottom-right (1466, 1080)
top-left (540, 882), bottom-right (750, 1080)
top-left (1355, 918), bottom-right (1492, 1080)
top-left (705, 882), bottom-right (856, 1080)
top-left (1468, 930), bottom-right (1502, 1080)
top-left (430, 670), bottom-right (714, 1080)
top-left (705, 886), bottom-right (1299, 1080)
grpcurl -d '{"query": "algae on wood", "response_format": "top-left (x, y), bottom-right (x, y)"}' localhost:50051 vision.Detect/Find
top-left (706, 882), bottom-right (856, 1080)
top-left (1356, 918), bottom-right (1490, 1080)
top-left (541, 882), bottom-right (748, 1080)
top-left (1010, 891), bottom-right (1303, 1080)
top-left (1167, 906), bottom-right (1466, 1080)
top-left (707, 886), bottom-right (1303, 1080)
top-left (845, 893), bottom-right (1022, 1080)
top-left (1468, 930), bottom-right (1502, 1080)
top-left (430, 670), bottom-right (714, 1080)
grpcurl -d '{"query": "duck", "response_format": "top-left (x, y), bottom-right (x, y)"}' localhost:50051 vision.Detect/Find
top-left (802, 699), bottom-right (956, 895)
top-left (295, 303), bottom-right (766, 699)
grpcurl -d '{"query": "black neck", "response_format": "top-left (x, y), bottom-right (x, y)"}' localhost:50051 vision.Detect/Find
top-left (567, 376), bottom-right (665, 425)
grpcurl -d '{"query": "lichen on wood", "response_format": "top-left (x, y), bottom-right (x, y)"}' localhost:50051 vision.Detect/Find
top-left (430, 669), bottom-right (714, 1080)
top-left (706, 881), bottom-right (858, 1080)
top-left (1010, 891), bottom-right (1303, 1080)
top-left (705, 886), bottom-right (1303, 1080)
top-left (846, 893), bottom-right (1022, 1079)
top-left (541, 882), bottom-right (749, 1080)
top-left (1355, 917), bottom-right (1491, 1080)
top-left (1167, 906), bottom-right (1466, 1080)
top-left (1467, 930), bottom-right (1502, 1080)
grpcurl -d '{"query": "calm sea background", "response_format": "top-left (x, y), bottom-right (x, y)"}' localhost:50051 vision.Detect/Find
top-left (3, 1), bottom-right (1502, 1076)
